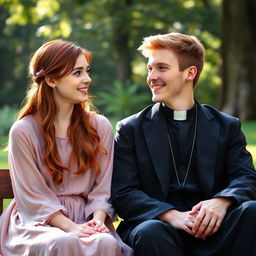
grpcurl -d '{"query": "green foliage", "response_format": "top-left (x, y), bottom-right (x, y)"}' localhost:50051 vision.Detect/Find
top-left (241, 121), bottom-right (256, 145)
top-left (0, 149), bottom-right (8, 168)
top-left (95, 81), bottom-right (150, 121)
top-left (195, 61), bottom-right (221, 107)
top-left (0, 135), bottom-right (8, 168)
top-left (242, 121), bottom-right (256, 168)
top-left (0, 106), bottom-right (18, 136)
top-left (194, 31), bottom-right (222, 106)
top-left (0, 0), bottom-right (222, 108)
top-left (3, 199), bottom-right (12, 209)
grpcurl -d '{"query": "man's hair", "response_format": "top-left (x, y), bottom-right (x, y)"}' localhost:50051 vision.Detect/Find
top-left (138, 32), bottom-right (205, 86)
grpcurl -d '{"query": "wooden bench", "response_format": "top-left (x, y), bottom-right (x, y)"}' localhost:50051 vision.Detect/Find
top-left (0, 169), bottom-right (13, 214)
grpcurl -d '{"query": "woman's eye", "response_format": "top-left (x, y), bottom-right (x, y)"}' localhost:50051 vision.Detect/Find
top-left (73, 71), bottom-right (81, 76)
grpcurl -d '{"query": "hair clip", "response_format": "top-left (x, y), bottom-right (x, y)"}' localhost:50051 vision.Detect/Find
top-left (32, 69), bottom-right (46, 83)
top-left (35, 69), bottom-right (46, 78)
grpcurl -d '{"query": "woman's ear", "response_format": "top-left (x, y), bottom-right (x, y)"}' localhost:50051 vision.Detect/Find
top-left (185, 66), bottom-right (197, 82)
top-left (45, 76), bottom-right (57, 88)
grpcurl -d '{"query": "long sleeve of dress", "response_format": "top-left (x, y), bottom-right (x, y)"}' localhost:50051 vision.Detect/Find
top-left (0, 115), bottom-right (133, 256)
top-left (84, 115), bottom-right (115, 220)
top-left (8, 118), bottom-right (68, 225)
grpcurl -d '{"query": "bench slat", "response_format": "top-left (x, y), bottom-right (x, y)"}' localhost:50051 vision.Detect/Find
top-left (0, 169), bottom-right (13, 214)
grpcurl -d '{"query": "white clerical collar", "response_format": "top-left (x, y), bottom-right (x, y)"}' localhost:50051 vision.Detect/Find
top-left (173, 110), bottom-right (187, 121)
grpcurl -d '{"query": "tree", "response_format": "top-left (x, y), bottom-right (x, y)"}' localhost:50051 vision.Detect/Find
top-left (0, 0), bottom-right (222, 117)
top-left (0, 0), bottom-right (62, 107)
top-left (220, 0), bottom-right (256, 120)
top-left (110, 0), bottom-right (133, 84)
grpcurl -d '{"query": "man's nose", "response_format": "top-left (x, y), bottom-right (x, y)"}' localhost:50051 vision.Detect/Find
top-left (148, 69), bottom-right (158, 81)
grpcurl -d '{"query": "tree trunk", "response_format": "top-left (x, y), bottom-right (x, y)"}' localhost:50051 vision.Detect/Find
top-left (110, 0), bottom-right (133, 84)
top-left (220, 0), bottom-right (256, 120)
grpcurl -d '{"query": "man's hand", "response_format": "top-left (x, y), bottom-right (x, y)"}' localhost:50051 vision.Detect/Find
top-left (159, 209), bottom-right (198, 236)
top-left (189, 197), bottom-right (233, 239)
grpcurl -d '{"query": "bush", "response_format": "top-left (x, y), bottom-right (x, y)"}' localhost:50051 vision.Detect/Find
top-left (95, 80), bottom-right (151, 122)
top-left (0, 106), bottom-right (18, 136)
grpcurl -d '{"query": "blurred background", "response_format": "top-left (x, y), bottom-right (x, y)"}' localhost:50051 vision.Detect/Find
top-left (0, 0), bottom-right (255, 167)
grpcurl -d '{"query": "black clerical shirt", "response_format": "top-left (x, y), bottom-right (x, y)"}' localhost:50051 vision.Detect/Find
top-left (161, 103), bottom-right (205, 211)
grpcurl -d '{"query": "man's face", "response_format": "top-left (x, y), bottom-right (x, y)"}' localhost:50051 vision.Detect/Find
top-left (146, 48), bottom-right (189, 108)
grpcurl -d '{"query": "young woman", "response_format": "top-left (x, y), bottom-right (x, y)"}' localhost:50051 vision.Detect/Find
top-left (0, 40), bottom-right (132, 256)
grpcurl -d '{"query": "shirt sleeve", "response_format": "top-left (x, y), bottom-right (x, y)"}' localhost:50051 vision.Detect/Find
top-left (213, 118), bottom-right (256, 203)
top-left (84, 115), bottom-right (115, 220)
top-left (8, 120), bottom-right (68, 226)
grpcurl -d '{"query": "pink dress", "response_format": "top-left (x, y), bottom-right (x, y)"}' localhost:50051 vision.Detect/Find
top-left (0, 114), bottom-right (133, 256)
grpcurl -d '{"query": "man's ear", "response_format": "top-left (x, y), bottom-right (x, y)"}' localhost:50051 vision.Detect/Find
top-left (45, 76), bottom-right (57, 88)
top-left (185, 66), bottom-right (197, 82)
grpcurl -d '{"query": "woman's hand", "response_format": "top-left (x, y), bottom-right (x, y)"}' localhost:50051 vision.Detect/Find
top-left (48, 210), bottom-right (110, 238)
top-left (48, 212), bottom-right (98, 237)
top-left (87, 219), bottom-right (110, 233)
top-left (87, 210), bottom-right (110, 233)
top-left (69, 222), bottom-right (99, 238)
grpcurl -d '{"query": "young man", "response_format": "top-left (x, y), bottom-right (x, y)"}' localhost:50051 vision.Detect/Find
top-left (111, 32), bottom-right (256, 256)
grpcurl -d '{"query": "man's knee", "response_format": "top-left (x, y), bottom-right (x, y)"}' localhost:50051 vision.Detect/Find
top-left (129, 219), bottom-right (178, 245)
top-left (128, 220), bottom-right (183, 256)
top-left (240, 200), bottom-right (256, 219)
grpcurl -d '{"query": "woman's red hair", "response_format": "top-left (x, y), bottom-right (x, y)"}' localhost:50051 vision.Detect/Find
top-left (18, 40), bottom-right (104, 184)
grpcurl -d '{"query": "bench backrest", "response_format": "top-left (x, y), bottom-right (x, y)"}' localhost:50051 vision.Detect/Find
top-left (0, 169), bottom-right (13, 214)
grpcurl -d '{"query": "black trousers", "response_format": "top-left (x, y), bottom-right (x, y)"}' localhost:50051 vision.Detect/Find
top-left (127, 201), bottom-right (256, 256)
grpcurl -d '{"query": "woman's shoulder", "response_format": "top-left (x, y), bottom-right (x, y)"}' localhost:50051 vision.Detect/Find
top-left (89, 112), bottom-right (113, 131)
top-left (9, 115), bottom-right (39, 139)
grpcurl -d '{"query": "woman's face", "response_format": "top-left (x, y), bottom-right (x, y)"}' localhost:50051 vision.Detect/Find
top-left (51, 54), bottom-right (92, 107)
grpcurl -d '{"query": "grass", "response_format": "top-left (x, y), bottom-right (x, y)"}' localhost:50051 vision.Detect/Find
top-left (0, 151), bottom-right (8, 168)
top-left (241, 121), bottom-right (256, 144)
top-left (0, 136), bottom-right (8, 168)
top-left (241, 121), bottom-right (256, 167)
top-left (3, 199), bottom-right (12, 209)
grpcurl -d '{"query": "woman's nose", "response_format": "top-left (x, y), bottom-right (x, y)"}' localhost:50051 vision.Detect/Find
top-left (82, 73), bottom-right (92, 84)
